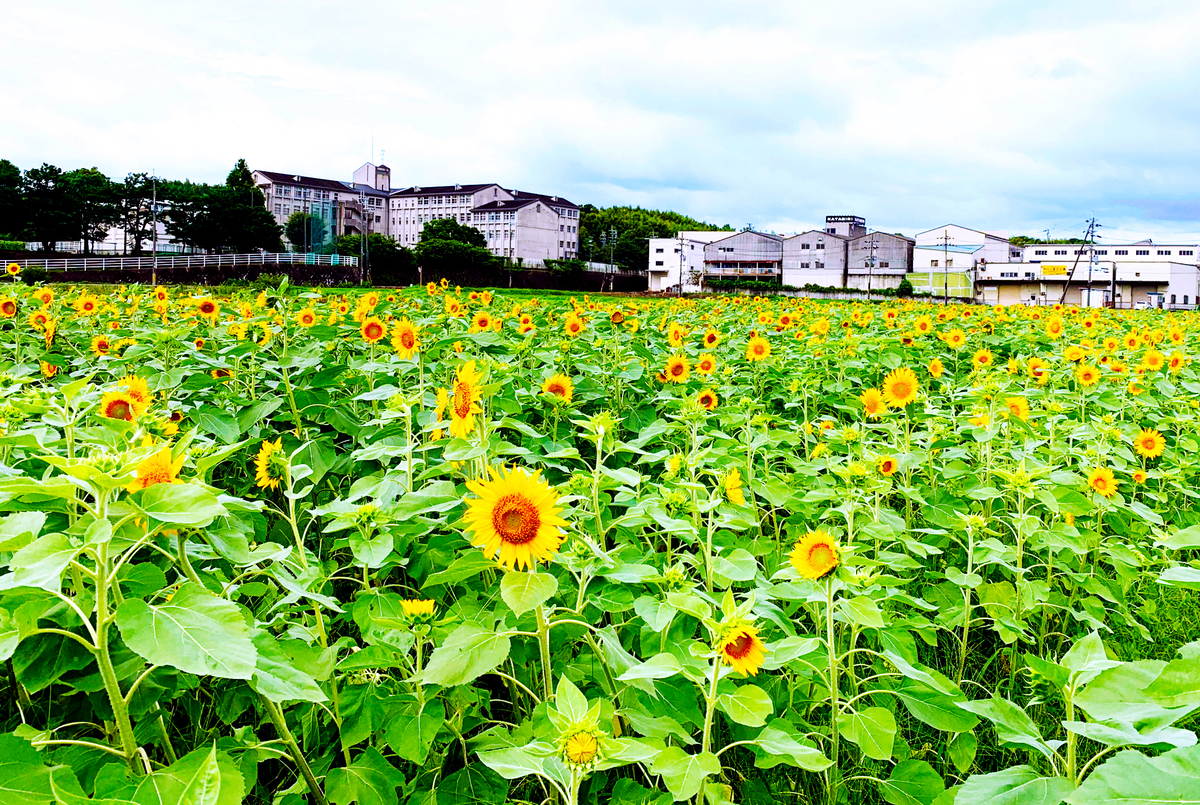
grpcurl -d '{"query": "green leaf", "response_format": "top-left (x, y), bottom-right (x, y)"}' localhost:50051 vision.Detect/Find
top-left (132, 745), bottom-right (244, 805)
top-left (249, 632), bottom-right (326, 703)
top-left (754, 726), bottom-right (833, 772)
top-left (1066, 745), bottom-right (1200, 804)
top-left (134, 484), bottom-right (227, 527)
top-left (957, 766), bottom-right (1073, 805)
top-left (500, 570), bottom-right (557, 616)
top-left (877, 760), bottom-right (945, 805)
top-left (116, 582), bottom-right (257, 679)
top-left (1158, 565), bottom-right (1200, 590)
top-left (1061, 632), bottom-right (1120, 686)
top-left (837, 706), bottom-right (896, 761)
top-left (325, 746), bottom-right (404, 805)
top-left (555, 676), bottom-right (589, 723)
top-left (712, 549), bottom-right (758, 583)
top-left (195, 411), bottom-right (240, 444)
top-left (717, 684), bottom-right (773, 727)
top-left (958, 697), bottom-right (1052, 759)
top-left (4, 533), bottom-right (79, 593)
top-left (618, 652), bottom-right (683, 681)
top-left (897, 681), bottom-right (980, 733)
top-left (391, 481), bottom-right (461, 520)
top-left (0, 733), bottom-right (54, 805)
top-left (0, 511), bottom-right (46, 552)
top-left (840, 595), bottom-right (886, 628)
top-left (421, 623), bottom-right (511, 687)
top-left (948, 732), bottom-right (977, 776)
top-left (476, 743), bottom-right (556, 782)
top-left (1144, 658), bottom-right (1200, 707)
top-left (0, 608), bottom-right (17, 661)
top-left (1159, 524), bottom-right (1200, 550)
top-left (385, 700), bottom-right (445, 764)
top-left (649, 746), bottom-right (720, 801)
top-left (348, 530), bottom-right (393, 569)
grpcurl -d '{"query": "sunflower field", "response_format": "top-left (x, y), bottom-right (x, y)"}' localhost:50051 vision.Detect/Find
top-left (3, 274), bottom-right (1200, 805)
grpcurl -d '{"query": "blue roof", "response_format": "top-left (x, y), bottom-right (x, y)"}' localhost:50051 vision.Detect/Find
top-left (916, 244), bottom-right (982, 254)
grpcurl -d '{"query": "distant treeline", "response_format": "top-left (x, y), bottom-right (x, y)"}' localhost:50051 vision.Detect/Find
top-left (579, 205), bottom-right (731, 271)
top-left (0, 158), bottom-right (283, 255)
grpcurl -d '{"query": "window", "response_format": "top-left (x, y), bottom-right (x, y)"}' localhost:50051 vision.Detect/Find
top-left (946, 259), bottom-right (953, 267)
top-left (879, 261), bottom-right (889, 268)
top-left (815, 261), bottom-right (824, 269)
top-left (930, 259), bottom-right (938, 267)
top-left (1136, 250), bottom-right (1150, 256)
top-left (826, 227), bottom-right (836, 234)
top-left (1187, 295), bottom-right (1192, 305)
top-left (1034, 249), bottom-right (1047, 255)
top-left (655, 248), bottom-right (663, 253)
top-left (1000, 272), bottom-right (1018, 278)
top-left (1097, 250), bottom-right (1107, 255)
top-left (1172, 294), bottom-right (1177, 304)
top-left (816, 242), bottom-right (825, 250)
top-left (655, 261), bottom-right (664, 266)
top-left (561, 225), bottom-right (565, 231)
top-left (1115, 249), bottom-right (1128, 255)
top-left (1182, 250), bottom-right (1195, 256)
top-left (1011, 250), bottom-right (1021, 258)
top-left (1159, 250), bottom-right (1171, 256)
top-left (1054, 249), bottom-right (1067, 255)
top-left (1025, 272), bottom-right (1035, 279)
top-left (274, 204), bottom-right (281, 215)
top-left (375, 215), bottom-right (381, 223)
top-left (1076, 250), bottom-right (1085, 255)
top-left (800, 262), bottom-right (810, 269)
top-left (674, 248), bottom-right (680, 253)
top-left (801, 243), bottom-right (810, 250)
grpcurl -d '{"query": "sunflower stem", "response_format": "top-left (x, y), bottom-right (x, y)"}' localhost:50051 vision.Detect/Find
top-left (535, 603), bottom-right (553, 700)
top-left (825, 576), bottom-right (840, 805)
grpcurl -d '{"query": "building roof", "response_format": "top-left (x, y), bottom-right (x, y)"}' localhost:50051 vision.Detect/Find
top-left (390, 183), bottom-right (499, 197)
top-left (783, 229), bottom-right (848, 241)
top-left (914, 224), bottom-right (1010, 242)
top-left (348, 183), bottom-right (389, 198)
top-left (472, 198), bottom-right (544, 212)
top-left (254, 170), bottom-right (354, 193)
top-left (509, 190), bottom-right (579, 209)
top-left (915, 243), bottom-right (983, 254)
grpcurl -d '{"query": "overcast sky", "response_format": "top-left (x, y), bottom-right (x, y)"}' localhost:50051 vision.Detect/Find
top-left (5, 1), bottom-right (1200, 242)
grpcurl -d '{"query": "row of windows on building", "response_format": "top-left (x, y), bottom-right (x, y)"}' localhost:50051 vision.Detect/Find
top-left (273, 187), bottom-right (332, 201)
top-left (1032, 248), bottom-right (1194, 257)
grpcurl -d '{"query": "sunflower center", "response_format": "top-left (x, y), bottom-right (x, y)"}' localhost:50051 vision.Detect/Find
top-left (365, 322), bottom-right (383, 339)
top-left (892, 381), bottom-right (912, 398)
top-left (547, 382), bottom-right (565, 396)
top-left (401, 332), bottom-right (415, 348)
top-left (107, 400), bottom-right (132, 420)
top-left (670, 362), bottom-right (685, 377)
top-left (809, 544), bottom-right (834, 569)
top-left (492, 494), bottom-right (540, 544)
top-left (725, 632), bottom-right (754, 659)
top-left (453, 382), bottom-right (473, 418)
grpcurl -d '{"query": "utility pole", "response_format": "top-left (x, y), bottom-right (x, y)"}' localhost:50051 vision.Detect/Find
top-left (865, 232), bottom-right (878, 296)
top-left (151, 170), bottom-right (158, 286)
top-left (938, 229), bottom-right (953, 304)
top-left (1057, 219), bottom-right (1097, 306)
top-left (678, 232), bottom-right (687, 295)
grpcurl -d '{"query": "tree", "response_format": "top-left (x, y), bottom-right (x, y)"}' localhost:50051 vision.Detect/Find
top-left (23, 163), bottom-right (76, 251)
top-left (120, 173), bottom-right (155, 255)
top-left (0, 159), bottom-right (23, 240)
top-left (578, 204), bottom-right (732, 271)
top-left (285, 211), bottom-right (327, 252)
top-left (339, 234), bottom-right (418, 285)
top-left (226, 158), bottom-right (254, 191)
top-left (414, 238), bottom-right (494, 278)
top-left (421, 217), bottom-right (486, 248)
top-left (62, 168), bottom-right (121, 254)
top-left (162, 181), bottom-right (282, 254)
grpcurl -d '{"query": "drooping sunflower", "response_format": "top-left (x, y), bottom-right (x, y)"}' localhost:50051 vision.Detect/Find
top-left (881, 367), bottom-right (919, 408)
top-left (860, 387), bottom-right (886, 419)
top-left (449, 360), bottom-right (484, 438)
top-left (391, 319), bottom-right (420, 359)
top-left (716, 621), bottom-right (766, 676)
top-left (1005, 396), bottom-right (1030, 422)
top-left (463, 465), bottom-right (568, 570)
top-left (790, 530), bottom-right (840, 580)
top-left (360, 316), bottom-right (386, 344)
top-left (696, 388), bottom-right (719, 411)
top-left (746, 336), bottom-right (771, 362)
top-left (723, 468), bottom-right (745, 505)
top-left (541, 373), bottom-right (574, 403)
top-left (1088, 466), bottom-right (1118, 498)
top-left (664, 354), bottom-right (691, 384)
top-left (254, 438), bottom-right (287, 490)
top-left (126, 446), bottom-right (185, 493)
top-left (877, 455), bottom-right (898, 476)
top-left (99, 391), bottom-right (137, 422)
top-left (1133, 428), bottom-right (1166, 459)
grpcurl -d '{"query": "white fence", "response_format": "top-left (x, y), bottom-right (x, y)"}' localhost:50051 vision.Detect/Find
top-left (6, 253), bottom-right (359, 272)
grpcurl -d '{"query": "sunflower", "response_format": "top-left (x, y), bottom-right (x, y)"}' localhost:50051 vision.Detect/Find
top-left (717, 621), bottom-right (766, 676)
top-left (664, 354), bottom-right (691, 383)
top-left (562, 730), bottom-right (601, 766)
top-left (972, 348), bottom-right (993, 369)
top-left (1063, 344), bottom-right (1087, 362)
top-left (360, 316), bottom-right (387, 344)
top-left (696, 388), bottom-right (719, 411)
top-left (449, 360), bottom-right (484, 438)
top-left (463, 465), bottom-right (567, 570)
top-left (391, 319), bottom-right (420, 359)
top-left (928, 358), bottom-right (944, 379)
top-left (1141, 350), bottom-right (1165, 372)
top-left (1132, 469), bottom-right (1149, 484)
top-left (746, 336), bottom-right (771, 362)
top-left (697, 353), bottom-right (717, 375)
top-left (881, 367), bottom-right (919, 408)
top-left (254, 438), bottom-right (287, 490)
top-left (564, 315), bottom-right (585, 337)
top-left (1088, 466), bottom-right (1118, 498)
top-left (153, 286), bottom-right (169, 302)
top-left (34, 288), bottom-right (53, 305)
top-left (119, 375), bottom-right (153, 416)
top-left (99, 391), bottom-right (137, 422)
top-left (790, 530), bottom-right (840, 580)
top-left (943, 328), bottom-right (966, 349)
top-left (1075, 363), bottom-right (1100, 387)
top-left (968, 412), bottom-right (990, 427)
top-left (1028, 357), bottom-right (1050, 383)
top-left (0, 297), bottom-right (16, 318)
top-left (1002, 397), bottom-right (1027, 422)
top-left (470, 311), bottom-right (493, 333)
top-left (425, 281), bottom-right (439, 296)
top-left (860, 387), bottom-right (886, 419)
top-left (126, 446), bottom-right (185, 493)
top-left (399, 599), bottom-right (436, 621)
top-left (723, 468), bottom-right (745, 505)
top-left (541, 373), bottom-right (574, 403)
top-left (27, 310), bottom-right (49, 330)
top-left (5, 262), bottom-right (19, 276)
top-left (196, 297), bottom-right (219, 321)
top-left (74, 294), bottom-right (100, 316)
top-left (296, 307), bottom-right (317, 328)
top-left (915, 315), bottom-right (932, 334)
top-left (1133, 428), bottom-right (1166, 459)
top-left (877, 455), bottom-right (898, 476)
top-left (1168, 351), bottom-right (1187, 373)
top-left (91, 335), bottom-right (112, 357)
top-left (667, 322), bottom-right (685, 347)
top-left (1045, 315), bottom-right (1064, 339)
top-left (40, 361), bottom-right (58, 378)
top-left (431, 388), bottom-right (449, 441)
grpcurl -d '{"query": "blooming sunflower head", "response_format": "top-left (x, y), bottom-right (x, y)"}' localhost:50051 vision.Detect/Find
top-left (296, 307), bottom-right (317, 328)
top-left (99, 391), bottom-right (137, 422)
top-left (877, 455), bottom-right (898, 476)
top-left (360, 316), bottom-right (386, 344)
top-left (696, 388), bottom-right (719, 411)
top-left (746, 335), bottom-right (771, 362)
top-left (1134, 427), bottom-right (1165, 459)
top-left (1088, 466), bottom-right (1117, 498)
top-left (541, 373), bottom-right (574, 403)
top-left (860, 387), bottom-right (886, 419)
top-left (254, 438), bottom-right (287, 490)
top-left (1004, 396), bottom-right (1029, 422)
top-left (790, 530), bottom-right (840, 580)
top-left (126, 446), bottom-right (185, 493)
top-left (716, 620), bottom-right (766, 676)
top-left (391, 319), bottom-right (420, 359)
top-left (5, 263), bottom-right (19, 276)
top-left (881, 367), bottom-right (919, 408)
top-left (664, 354), bottom-right (690, 384)
top-left (928, 358), bottom-right (945, 379)
top-left (463, 465), bottom-right (568, 571)
top-left (723, 467), bottom-right (746, 506)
